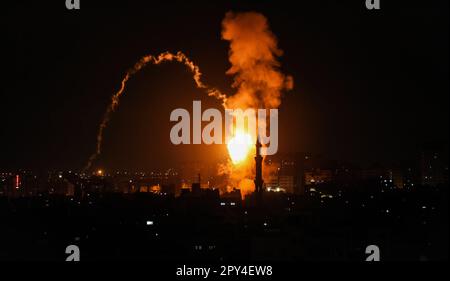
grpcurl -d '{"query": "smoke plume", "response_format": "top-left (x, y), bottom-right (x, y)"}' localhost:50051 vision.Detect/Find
top-left (222, 11), bottom-right (293, 110)
top-left (84, 12), bottom-right (293, 199)
top-left (220, 12), bottom-right (293, 196)
top-left (84, 51), bottom-right (223, 172)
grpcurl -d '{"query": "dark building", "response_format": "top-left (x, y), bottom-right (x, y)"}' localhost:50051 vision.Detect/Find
top-left (254, 138), bottom-right (264, 195)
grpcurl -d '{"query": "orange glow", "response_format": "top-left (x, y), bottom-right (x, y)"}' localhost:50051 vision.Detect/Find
top-left (150, 185), bottom-right (161, 193)
top-left (96, 169), bottom-right (104, 176)
top-left (227, 130), bottom-right (253, 165)
top-left (219, 12), bottom-right (292, 194)
top-left (237, 178), bottom-right (255, 197)
top-left (15, 175), bottom-right (20, 189)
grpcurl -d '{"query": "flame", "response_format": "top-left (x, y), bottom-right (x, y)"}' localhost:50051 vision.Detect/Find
top-left (220, 12), bottom-right (292, 192)
top-left (84, 12), bottom-right (293, 198)
top-left (227, 130), bottom-right (254, 165)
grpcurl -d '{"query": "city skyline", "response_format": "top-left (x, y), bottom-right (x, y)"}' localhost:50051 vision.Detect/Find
top-left (1, 0), bottom-right (448, 263)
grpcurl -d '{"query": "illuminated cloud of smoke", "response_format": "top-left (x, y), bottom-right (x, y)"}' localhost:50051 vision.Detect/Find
top-left (222, 11), bottom-right (293, 110)
top-left (85, 12), bottom-right (293, 199)
top-left (220, 11), bottom-right (294, 196)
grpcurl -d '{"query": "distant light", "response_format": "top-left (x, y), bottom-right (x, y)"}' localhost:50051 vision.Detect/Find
top-left (220, 202), bottom-right (226, 206)
top-left (58, 174), bottom-right (62, 179)
top-left (146, 220), bottom-right (154, 226)
top-left (422, 206), bottom-right (427, 209)
top-left (230, 202), bottom-right (236, 206)
top-left (15, 175), bottom-right (20, 189)
top-left (96, 169), bottom-right (104, 176)
top-left (263, 222), bottom-right (268, 227)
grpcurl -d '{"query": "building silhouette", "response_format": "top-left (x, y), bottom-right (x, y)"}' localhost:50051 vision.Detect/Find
top-left (254, 137), bottom-right (264, 195)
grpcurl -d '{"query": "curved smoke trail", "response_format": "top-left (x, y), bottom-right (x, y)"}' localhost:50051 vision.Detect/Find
top-left (84, 51), bottom-right (226, 172)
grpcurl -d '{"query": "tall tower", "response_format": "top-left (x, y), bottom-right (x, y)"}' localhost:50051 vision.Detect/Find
top-left (254, 137), bottom-right (264, 194)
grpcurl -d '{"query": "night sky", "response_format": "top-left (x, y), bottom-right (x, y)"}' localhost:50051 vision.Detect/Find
top-left (2, 0), bottom-right (448, 171)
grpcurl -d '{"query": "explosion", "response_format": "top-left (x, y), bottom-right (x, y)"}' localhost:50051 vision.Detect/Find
top-left (220, 11), bottom-right (293, 196)
top-left (227, 130), bottom-right (254, 165)
top-left (85, 12), bottom-right (293, 197)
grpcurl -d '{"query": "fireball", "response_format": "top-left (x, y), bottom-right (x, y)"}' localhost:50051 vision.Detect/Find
top-left (227, 131), bottom-right (254, 165)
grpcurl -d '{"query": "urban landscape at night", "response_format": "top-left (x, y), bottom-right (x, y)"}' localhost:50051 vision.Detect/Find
top-left (1, 143), bottom-right (448, 261)
top-left (2, 0), bottom-right (448, 271)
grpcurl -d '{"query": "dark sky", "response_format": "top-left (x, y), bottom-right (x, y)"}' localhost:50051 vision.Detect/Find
top-left (2, 0), bottom-right (449, 171)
